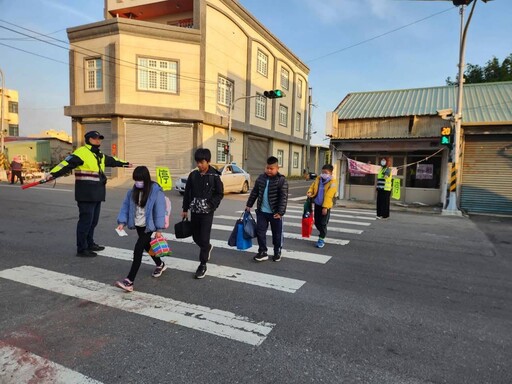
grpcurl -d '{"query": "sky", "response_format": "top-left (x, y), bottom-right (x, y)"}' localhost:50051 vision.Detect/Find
top-left (0, 0), bottom-right (511, 145)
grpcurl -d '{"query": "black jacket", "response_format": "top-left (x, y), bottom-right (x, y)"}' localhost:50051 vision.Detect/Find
top-left (182, 166), bottom-right (224, 213)
top-left (246, 173), bottom-right (288, 216)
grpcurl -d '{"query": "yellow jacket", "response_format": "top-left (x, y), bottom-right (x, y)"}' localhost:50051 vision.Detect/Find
top-left (307, 176), bottom-right (338, 209)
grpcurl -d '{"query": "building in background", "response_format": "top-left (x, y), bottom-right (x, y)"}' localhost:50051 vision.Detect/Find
top-left (0, 88), bottom-right (19, 137)
top-left (328, 81), bottom-right (512, 215)
top-left (64, 0), bottom-right (310, 179)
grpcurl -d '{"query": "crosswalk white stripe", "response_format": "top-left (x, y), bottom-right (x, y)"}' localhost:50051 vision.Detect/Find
top-left (98, 246), bottom-right (306, 293)
top-left (162, 234), bottom-right (333, 263)
top-left (215, 215), bottom-right (364, 235)
top-left (209, 224), bottom-right (351, 246)
top-left (288, 196), bottom-right (308, 201)
top-left (230, 213), bottom-right (370, 226)
top-left (0, 342), bottom-right (103, 384)
top-left (0, 266), bottom-right (274, 346)
top-left (267, 208), bottom-right (376, 221)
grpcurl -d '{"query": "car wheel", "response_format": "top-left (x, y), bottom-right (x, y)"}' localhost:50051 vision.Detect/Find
top-left (240, 181), bottom-right (249, 194)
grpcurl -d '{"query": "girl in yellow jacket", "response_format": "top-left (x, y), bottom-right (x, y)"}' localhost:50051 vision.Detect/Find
top-left (306, 164), bottom-right (338, 248)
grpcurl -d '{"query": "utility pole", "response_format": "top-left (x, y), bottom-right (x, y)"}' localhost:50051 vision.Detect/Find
top-left (0, 68), bottom-right (5, 154)
top-left (443, 0), bottom-right (481, 216)
top-left (306, 87), bottom-right (313, 176)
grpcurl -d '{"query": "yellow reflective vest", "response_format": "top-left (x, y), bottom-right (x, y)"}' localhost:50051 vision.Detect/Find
top-left (377, 167), bottom-right (392, 191)
top-left (51, 144), bottom-right (127, 202)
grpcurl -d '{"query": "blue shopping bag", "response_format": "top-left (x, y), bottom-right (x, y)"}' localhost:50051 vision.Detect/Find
top-left (236, 222), bottom-right (252, 250)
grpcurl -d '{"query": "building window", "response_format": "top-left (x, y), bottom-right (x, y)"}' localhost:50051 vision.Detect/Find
top-left (277, 150), bottom-right (284, 166)
top-left (405, 154), bottom-right (442, 189)
top-left (85, 58), bottom-right (102, 91)
top-left (8, 101), bottom-right (18, 114)
top-left (138, 57), bottom-right (178, 93)
top-left (293, 152), bottom-right (299, 168)
top-left (217, 76), bottom-right (233, 107)
top-left (279, 105), bottom-right (288, 126)
top-left (297, 79), bottom-right (303, 98)
top-left (255, 94), bottom-right (267, 119)
top-left (217, 140), bottom-right (228, 163)
top-left (8, 124), bottom-right (19, 136)
top-left (280, 67), bottom-right (289, 90)
top-left (295, 112), bottom-right (301, 132)
top-left (257, 50), bottom-right (268, 76)
top-left (347, 155), bottom-right (376, 186)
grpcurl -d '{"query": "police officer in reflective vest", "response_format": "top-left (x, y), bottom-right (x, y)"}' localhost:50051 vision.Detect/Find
top-left (376, 158), bottom-right (392, 219)
top-left (49, 131), bottom-right (132, 257)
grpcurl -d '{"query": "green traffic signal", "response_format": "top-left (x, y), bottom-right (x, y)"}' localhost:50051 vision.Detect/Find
top-left (263, 89), bottom-right (285, 99)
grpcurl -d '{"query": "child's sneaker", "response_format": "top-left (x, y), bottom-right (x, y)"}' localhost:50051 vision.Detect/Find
top-left (316, 238), bottom-right (325, 248)
top-left (253, 252), bottom-right (268, 262)
top-left (272, 253), bottom-right (282, 262)
top-left (152, 262), bottom-right (168, 278)
top-left (115, 278), bottom-right (134, 292)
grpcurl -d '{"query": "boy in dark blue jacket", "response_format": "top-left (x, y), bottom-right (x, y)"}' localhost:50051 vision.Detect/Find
top-left (181, 148), bottom-right (224, 279)
top-left (245, 156), bottom-right (288, 262)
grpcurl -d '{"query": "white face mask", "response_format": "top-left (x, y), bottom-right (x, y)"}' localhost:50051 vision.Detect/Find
top-left (380, 160), bottom-right (386, 166)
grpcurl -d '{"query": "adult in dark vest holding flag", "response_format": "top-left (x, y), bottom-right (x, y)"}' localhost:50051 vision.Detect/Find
top-left (376, 157), bottom-right (392, 220)
top-left (48, 131), bottom-right (132, 257)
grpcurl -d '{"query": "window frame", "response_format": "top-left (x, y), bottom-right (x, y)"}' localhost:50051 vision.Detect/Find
top-left (216, 140), bottom-right (228, 163)
top-left (255, 93), bottom-right (267, 120)
top-left (293, 152), bottom-right (299, 168)
top-left (137, 56), bottom-right (178, 94)
top-left (85, 57), bottom-right (103, 92)
top-left (217, 76), bottom-right (233, 107)
top-left (8, 124), bottom-right (19, 136)
top-left (280, 67), bottom-right (289, 90)
top-left (279, 104), bottom-right (288, 127)
top-left (277, 150), bottom-right (284, 167)
top-left (256, 49), bottom-right (268, 77)
top-left (295, 112), bottom-right (301, 132)
top-left (297, 79), bottom-right (303, 98)
top-left (8, 101), bottom-right (18, 114)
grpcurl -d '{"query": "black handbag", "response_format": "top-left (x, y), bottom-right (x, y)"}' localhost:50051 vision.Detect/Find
top-left (174, 218), bottom-right (192, 239)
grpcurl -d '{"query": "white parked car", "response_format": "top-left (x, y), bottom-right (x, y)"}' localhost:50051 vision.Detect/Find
top-left (175, 163), bottom-right (251, 195)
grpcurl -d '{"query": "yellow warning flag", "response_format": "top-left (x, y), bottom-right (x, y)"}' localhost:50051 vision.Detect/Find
top-left (156, 167), bottom-right (172, 191)
top-left (392, 178), bottom-right (401, 200)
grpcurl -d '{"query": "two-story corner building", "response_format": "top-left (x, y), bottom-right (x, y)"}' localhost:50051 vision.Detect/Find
top-left (0, 88), bottom-right (19, 138)
top-left (64, 0), bottom-right (310, 179)
top-left (328, 82), bottom-right (512, 215)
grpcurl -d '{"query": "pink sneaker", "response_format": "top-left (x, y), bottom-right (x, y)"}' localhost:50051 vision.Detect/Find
top-left (115, 278), bottom-right (134, 292)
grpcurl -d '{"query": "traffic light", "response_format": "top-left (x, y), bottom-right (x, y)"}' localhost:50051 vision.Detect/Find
top-left (263, 89), bottom-right (285, 99)
top-left (440, 126), bottom-right (453, 148)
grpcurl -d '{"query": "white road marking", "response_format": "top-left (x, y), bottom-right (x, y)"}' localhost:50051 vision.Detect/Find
top-left (288, 196), bottom-right (308, 201)
top-left (0, 342), bottom-right (102, 384)
top-left (162, 234), bottom-right (334, 263)
top-left (98, 246), bottom-right (306, 293)
top-left (0, 266), bottom-right (274, 346)
top-left (215, 215), bottom-right (364, 235)
top-left (231, 212), bottom-right (370, 226)
top-left (269, 208), bottom-right (376, 221)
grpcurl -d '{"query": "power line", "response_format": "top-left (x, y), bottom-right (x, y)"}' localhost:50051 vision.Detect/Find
top-left (305, 6), bottom-right (454, 63)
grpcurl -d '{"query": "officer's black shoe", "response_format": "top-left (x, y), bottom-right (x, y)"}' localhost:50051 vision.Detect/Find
top-left (76, 250), bottom-right (98, 257)
top-left (88, 244), bottom-right (105, 252)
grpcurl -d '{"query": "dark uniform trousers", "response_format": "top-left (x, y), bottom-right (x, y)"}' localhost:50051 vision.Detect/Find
top-left (77, 201), bottom-right (102, 252)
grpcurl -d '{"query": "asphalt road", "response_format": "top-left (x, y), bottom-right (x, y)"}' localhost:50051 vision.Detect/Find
top-left (0, 179), bottom-right (511, 384)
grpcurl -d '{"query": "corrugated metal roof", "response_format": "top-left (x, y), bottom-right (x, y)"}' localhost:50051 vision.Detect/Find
top-left (334, 81), bottom-right (512, 124)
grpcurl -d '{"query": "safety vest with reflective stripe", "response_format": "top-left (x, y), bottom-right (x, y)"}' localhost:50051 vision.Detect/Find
top-left (377, 167), bottom-right (392, 191)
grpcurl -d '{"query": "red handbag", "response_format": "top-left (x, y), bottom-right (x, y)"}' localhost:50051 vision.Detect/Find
top-left (302, 215), bottom-right (314, 238)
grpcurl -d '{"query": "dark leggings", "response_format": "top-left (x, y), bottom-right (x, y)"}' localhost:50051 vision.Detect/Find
top-left (127, 226), bottom-right (163, 282)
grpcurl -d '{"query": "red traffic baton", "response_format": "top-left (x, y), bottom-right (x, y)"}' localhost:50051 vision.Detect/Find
top-left (21, 177), bottom-right (55, 190)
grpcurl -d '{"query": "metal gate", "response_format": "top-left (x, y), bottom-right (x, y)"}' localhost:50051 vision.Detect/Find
top-left (125, 121), bottom-right (193, 177)
top-left (246, 136), bottom-right (269, 176)
top-left (461, 135), bottom-right (512, 215)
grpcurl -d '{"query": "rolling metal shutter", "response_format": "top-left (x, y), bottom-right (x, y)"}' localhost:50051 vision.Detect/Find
top-left (125, 121), bottom-right (193, 177)
top-left (461, 135), bottom-right (512, 215)
top-left (246, 136), bottom-right (269, 176)
top-left (82, 122), bottom-right (112, 176)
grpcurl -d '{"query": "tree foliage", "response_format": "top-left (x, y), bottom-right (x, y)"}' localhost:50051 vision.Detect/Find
top-left (445, 53), bottom-right (512, 85)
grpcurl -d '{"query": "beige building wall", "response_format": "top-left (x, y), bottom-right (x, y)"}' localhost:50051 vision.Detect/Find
top-left (290, 143), bottom-right (303, 177)
top-left (6, 89), bottom-right (19, 126)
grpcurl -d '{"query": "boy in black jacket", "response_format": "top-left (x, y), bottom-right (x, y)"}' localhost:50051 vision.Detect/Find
top-left (182, 148), bottom-right (224, 278)
top-left (245, 156), bottom-right (288, 262)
